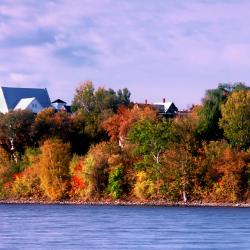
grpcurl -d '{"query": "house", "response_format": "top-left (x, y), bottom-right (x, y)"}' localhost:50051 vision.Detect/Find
top-left (14, 97), bottom-right (43, 114)
top-left (51, 99), bottom-right (72, 113)
top-left (153, 98), bottom-right (178, 117)
top-left (0, 86), bottom-right (51, 113)
top-left (133, 98), bottom-right (178, 117)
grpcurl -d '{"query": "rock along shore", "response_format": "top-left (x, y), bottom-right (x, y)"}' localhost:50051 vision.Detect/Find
top-left (0, 199), bottom-right (249, 207)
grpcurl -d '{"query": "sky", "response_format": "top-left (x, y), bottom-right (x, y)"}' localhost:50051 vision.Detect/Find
top-left (0, 0), bottom-right (250, 109)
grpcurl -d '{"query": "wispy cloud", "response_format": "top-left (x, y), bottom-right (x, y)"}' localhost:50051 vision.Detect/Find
top-left (0, 0), bottom-right (250, 108)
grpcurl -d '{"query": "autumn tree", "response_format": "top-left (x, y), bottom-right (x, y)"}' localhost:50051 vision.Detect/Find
top-left (11, 148), bottom-right (41, 199)
top-left (72, 81), bottom-right (131, 143)
top-left (38, 139), bottom-right (71, 200)
top-left (0, 110), bottom-right (35, 160)
top-left (72, 81), bottom-right (95, 112)
top-left (197, 141), bottom-right (250, 202)
top-left (32, 108), bottom-right (73, 142)
top-left (197, 82), bottom-right (249, 141)
top-left (69, 155), bottom-right (85, 199)
top-left (80, 142), bottom-right (119, 199)
top-left (103, 106), bottom-right (157, 147)
top-left (32, 108), bottom-right (87, 154)
top-left (0, 146), bottom-right (13, 195)
top-left (220, 90), bottom-right (250, 150)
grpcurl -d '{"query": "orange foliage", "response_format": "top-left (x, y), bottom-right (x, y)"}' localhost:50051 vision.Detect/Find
top-left (199, 143), bottom-right (250, 202)
top-left (38, 139), bottom-right (71, 201)
top-left (69, 157), bottom-right (85, 198)
top-left (102, 106), bottom-right (157, 146)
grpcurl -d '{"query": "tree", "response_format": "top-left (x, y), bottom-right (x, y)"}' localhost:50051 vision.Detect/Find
top-left (0, 110), bottom-right (35, 161)
top-left (32, 108), bottom-right (88, 154)
top-left (117, 88), bottom-right (131, 106)
top-left (107, 166), bottom-right (124, 199)
top-left (72, 81), bottom-right (131, 113)
top-left (163, 116), bottom-right (198, 202)
top-left (38, 139), bottom-right (71, 200)
top-left (72, 81), bottom-right (95, 112)
top-left (72, 81), bottom-right (131, 143)
top-left (80, 142), bottom-right (117, 199)
top-left (10, 148), bottom-right (41, 199)
top-left (0, 146), bottom-right (13, 194)
top-left (197, 82), bottom-right (249, 141)
top-left (103, 106), bottom-right (157, 147)
top-left (220, 90), bottom-right (250, 150)
top-left (129, 118), bottom-right (172, 169)
top-left (198, 142), bottom-right (250, 202)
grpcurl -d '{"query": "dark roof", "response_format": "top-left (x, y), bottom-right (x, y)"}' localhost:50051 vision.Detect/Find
top-left (61, 105), bottom-right (71, 113)
top-left (51, 99), bottom-right (66, 104)
top-left (1, 87), bottom-right (51, 110)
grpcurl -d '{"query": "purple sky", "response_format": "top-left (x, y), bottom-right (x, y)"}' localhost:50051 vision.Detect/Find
top-left (0, 0), bottom-right (250, 109)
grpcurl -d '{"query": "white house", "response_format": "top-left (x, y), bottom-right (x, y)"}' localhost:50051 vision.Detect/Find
top-left (51, 99), bottom-right (67, 110)
top-left (51, 99), bottom-right (71, 113)
top-left (14, 97), bottom-right (44, 113)
top-left (0, 86), bottom-right (51, 113)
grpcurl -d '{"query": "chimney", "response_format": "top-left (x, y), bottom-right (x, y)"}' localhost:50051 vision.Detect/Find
top-left (145, 99), bottom-right (148, 104)
top-left (163, 98), bottom-right (166, 103)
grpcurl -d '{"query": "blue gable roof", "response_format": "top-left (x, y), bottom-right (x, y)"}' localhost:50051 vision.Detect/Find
top-left (1, 87), bottom-right (51, 110)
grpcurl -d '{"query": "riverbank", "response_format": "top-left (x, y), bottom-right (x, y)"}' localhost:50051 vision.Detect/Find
top-left (0, 199), bottom-right (249, 207)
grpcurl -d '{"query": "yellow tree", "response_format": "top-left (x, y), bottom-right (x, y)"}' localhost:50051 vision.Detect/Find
top-left (38, 139), bottom-right (71, 200)
top-left (220, 90), bottom-right (250, 150)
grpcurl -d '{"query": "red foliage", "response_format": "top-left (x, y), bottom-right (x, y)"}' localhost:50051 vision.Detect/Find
top-left (102, 106), bottom-right (156, 145)
top-left (3, 181), bottom-right (12, 189)
top-left (71, 176), bottom-right (85, 190)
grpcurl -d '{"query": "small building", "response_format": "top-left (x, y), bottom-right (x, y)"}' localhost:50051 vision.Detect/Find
top-left (51, 99), bottom-right (67, 110)
top-left (0, 86), bottom-right (51, 113)
top-left (133, 98), bottom-right (178, 117)
top-left (51, 99), bottom-right (71, 113)
top-left (153, 99), bottom-right (178, 117)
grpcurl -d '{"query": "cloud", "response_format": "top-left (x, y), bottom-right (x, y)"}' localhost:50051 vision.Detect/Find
top-left (0, 0), bottom-right (250, 108)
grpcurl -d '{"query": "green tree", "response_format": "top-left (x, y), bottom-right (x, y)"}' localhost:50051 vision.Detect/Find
top-left (197, 82), bottom-right (249, 141)
top-left (103, 106), bottom-right (157, 147)
top-left (107, 166), bottom-right (124, 199)
top-left (72, 81), bottom-right (95, 112)
top-left (163, 116), bottom-right (198, 202)
top-left (129, 118), bottom-right (172, 169)
top-left (72, 81), bottom-right (131, 143)
top-left (72, 81), bottom-right (131, 113)
top-left (117, 88), bottom-right (131, 106)
top-left (220, 90), bottom-right (250, 150)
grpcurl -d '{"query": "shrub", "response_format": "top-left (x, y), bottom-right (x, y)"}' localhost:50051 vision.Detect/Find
top-left (107, 166), bottom-right (124, 199)
top-left (133, 171), bottom-right (156, 200)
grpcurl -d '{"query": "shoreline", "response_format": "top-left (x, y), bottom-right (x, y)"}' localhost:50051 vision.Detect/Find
top-left (0, 199), bottom-right (250, 207)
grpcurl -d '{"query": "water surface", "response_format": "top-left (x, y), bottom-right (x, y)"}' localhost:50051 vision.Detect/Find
top-left (0, 204), bottom-right (249, 249)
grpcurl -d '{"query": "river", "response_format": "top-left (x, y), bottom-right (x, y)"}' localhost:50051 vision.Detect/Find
top-left (0, 204), bottom-right (249, 249)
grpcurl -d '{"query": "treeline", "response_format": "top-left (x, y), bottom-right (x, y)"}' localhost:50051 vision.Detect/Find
top-left (0, 81), bottom-right (249, 203)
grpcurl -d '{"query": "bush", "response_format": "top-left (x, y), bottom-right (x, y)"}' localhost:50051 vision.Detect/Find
top-left (107, 166), bottom-right (124, 199)
top-left (133, 171), bottom-right (156, 200)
